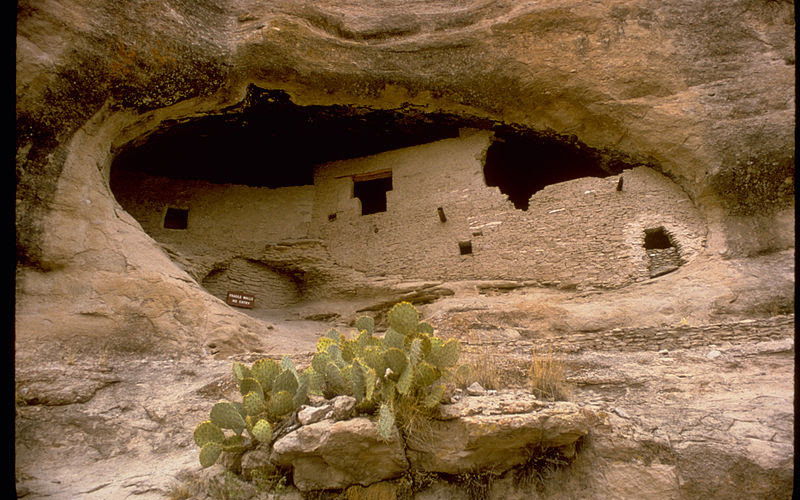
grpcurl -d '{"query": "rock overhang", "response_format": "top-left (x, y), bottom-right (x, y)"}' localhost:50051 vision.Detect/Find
top-left (17, 1), bottom-right (795, 245)
top-left (13, 0), bottom-right (795, 357)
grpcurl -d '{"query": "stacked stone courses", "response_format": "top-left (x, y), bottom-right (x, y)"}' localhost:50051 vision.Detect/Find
top-left (113, 130), bottom-right (707, 307)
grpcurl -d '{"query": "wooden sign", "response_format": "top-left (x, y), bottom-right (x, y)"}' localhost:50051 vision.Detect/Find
top-left (226, 291), bottom-right (255, 309)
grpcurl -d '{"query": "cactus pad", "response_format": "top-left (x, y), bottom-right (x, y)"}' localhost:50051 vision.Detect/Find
top-left (341, 339), bottom-right (360, 363)
top-left (268, 390), bottom-right (295, 418)
top-left (363, 346), bottom-right (387, 375)
top-left (273, 369), bottom-right (299, 396)
top-left (307, 366), bottom-right (325, 395)
top-left (243, 390), bottom-right (266, 416)
top-left (417, 321), bottom-right (435, 335)
top-left (280, 356), bottom-right (298, 377)
top-left (239, 377), bottom-right (264, 399)
top-left (251, 359), bottom-right (281, 392)
top-left (210, 401), bottom-right (246, 434)
top-left (232, 362), bottom-right (252, 382)
top-left (388, 302), bottom-right (419, 335)
top-left (384, 348), bottom-right (408, 377)
top-left (396, 365), bottom-right (414, 395)
top-left (382, 328), bottom-right (405, 350)
top-left (222, 435), bottom-right (247, 453)
top-left (199, 442), bottom-right (223, 468)
top-left (429, 338), bottom-right (461, 368)
top-left (351, 359), bottom-right (366, 402)
top-left (409, 338), bottom-right (424, 366)
top-left (251, 419), bottom-right (273, 443)
top-left (324, 362), bottom-right (348, 395)
top-left (422, 384), bottom-right (446, 409)
top-left (377, 402), bottom-right (395, 441)
top-left (316, 336), bottom-right (336, 353)
top-left (193, 421), bottom-right (224, 447)
top-left (326, 344), bottom-right (346, 367)
top-left (293, 372), bottom-right (309, 407)
top-left (413, 361), bottom-right (439, 388)
top-left (355, 316), bottom-right (375, 335)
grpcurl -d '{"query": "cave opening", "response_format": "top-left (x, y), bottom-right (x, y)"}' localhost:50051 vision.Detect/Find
top-left (110, 87), bottom-right (471, 189)
top-left (106, 85), bottom-right (651, 307)
top-left (483, 127), bottom-right (626, 210)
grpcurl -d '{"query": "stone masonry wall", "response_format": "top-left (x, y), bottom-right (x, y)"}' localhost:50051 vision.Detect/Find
top-left (111, 130), bottom-right (707, 295)
top-left (111, 170), bottom-right (315, 308)
top-left (310, 130), bottom-right (707, 288)
top-left (111, 170), bottom-right (315, 257)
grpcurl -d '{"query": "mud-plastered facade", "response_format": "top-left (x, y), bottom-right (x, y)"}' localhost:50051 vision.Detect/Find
top-left (111, 130), bottom-right (707, 309)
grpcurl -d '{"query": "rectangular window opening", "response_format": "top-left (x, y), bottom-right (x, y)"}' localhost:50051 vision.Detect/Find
top-left (164, 207), bottom-right (189, 229)
top-left (459, 241), bottom-right (473, 255)
top-left (353, 170), bottom-right (392, 216)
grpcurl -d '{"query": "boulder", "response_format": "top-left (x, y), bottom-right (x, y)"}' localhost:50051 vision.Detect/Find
top-left (408, 391), bottom-right (591, 474)
top-left (270, 417), bottom-right (408, 491)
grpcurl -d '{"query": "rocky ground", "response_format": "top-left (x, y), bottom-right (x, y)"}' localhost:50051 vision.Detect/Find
top-left (16, 304), bottom-right (794, 499)
top-left (14, 252), bottom-right (795, 499)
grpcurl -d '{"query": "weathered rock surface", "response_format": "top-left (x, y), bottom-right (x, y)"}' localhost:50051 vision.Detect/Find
top-left (14, 318), bottom-right (793, 498)
top-left (14, 0), bottom-right (795, 363)
top-left (13, 0), bottom-right (795, 498)
top-left (269, 417), bottom-right (408, 491)
top-left (408, 393), bottom-right (590, 474)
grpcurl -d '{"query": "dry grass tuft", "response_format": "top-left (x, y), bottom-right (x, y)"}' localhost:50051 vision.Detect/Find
top-left (528, 347), bottom-right (571, 401)
top-left (394, 396), bottom-right (439, 452)
top-left (165, 482), bottom-right (192, 500)
top-left (457, 347), bottom-right (504, 390)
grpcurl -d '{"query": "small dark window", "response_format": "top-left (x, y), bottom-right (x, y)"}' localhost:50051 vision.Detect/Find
top-left (644, 227), bottom-right (674, 249)
top-left (164, 207), bottom-right (189, 229)
top-left (328, 213), bottom-right (337, 222)
top-left (643, 227), bottom-right (681, 278)
top-left (459, 241), bottom-right (473, 255)
top-left (353, 171), bottom-right (392, 215)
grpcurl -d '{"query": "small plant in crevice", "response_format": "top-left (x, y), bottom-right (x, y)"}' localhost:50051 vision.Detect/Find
top-left (451, 469), bottom-right (498, 500)
top-left (206, 469), bottom-right (253, 500)
top-left (343, 481), bottom-right (399, 500)
top-left (249, 468), bottom-right (290, 496)
top-left (192, 355), bottom-right (309, 468)
top-left (513, 441), bottom-right (581, 492)
top-left (395, 469), bottom-right (439, 500)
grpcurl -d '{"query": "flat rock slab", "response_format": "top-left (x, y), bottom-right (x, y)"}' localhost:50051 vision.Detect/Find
top-left (409, 392), bottom-right (591, 474)
top-left (270, 417), bottom-right (408, 491)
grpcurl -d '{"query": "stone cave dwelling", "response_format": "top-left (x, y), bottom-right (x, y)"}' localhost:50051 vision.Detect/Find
top-left (14, 1), bottom-right (795, 499)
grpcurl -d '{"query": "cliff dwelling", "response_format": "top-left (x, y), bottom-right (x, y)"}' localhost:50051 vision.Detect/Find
top-left (15, 1), bottom-right (794, 498)
top-left (109, 88), bottom-right (705, 315)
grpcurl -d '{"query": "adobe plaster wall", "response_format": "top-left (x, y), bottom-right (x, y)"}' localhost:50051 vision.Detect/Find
top-left (311, 130), bottom-right (706, 287)
top-left (111, 171), bottom-right (314, 253)
top-left (110, 129), bottom-right (707, 298)
top-left (111, 169), bottom-right (315, 308)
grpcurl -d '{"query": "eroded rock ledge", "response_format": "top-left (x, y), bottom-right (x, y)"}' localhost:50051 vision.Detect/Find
top-left (235, 391), bottom-right (591, 493)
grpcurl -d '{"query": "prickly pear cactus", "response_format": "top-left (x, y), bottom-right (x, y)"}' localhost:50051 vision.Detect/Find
top-left (306, 302), bottom-right (463, 441)
top-left (355, 315), bottom-right (375, 335)
top-left (193, 355), bottom-right (308, 469)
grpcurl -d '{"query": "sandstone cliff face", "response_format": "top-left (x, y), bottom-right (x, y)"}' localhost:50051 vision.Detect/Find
top-left (17, 0), bottom-right (794, 259)
top-left (14, 4), bottom-right (794, 496)
top-left (15, 0), bottom-right (794, 357)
